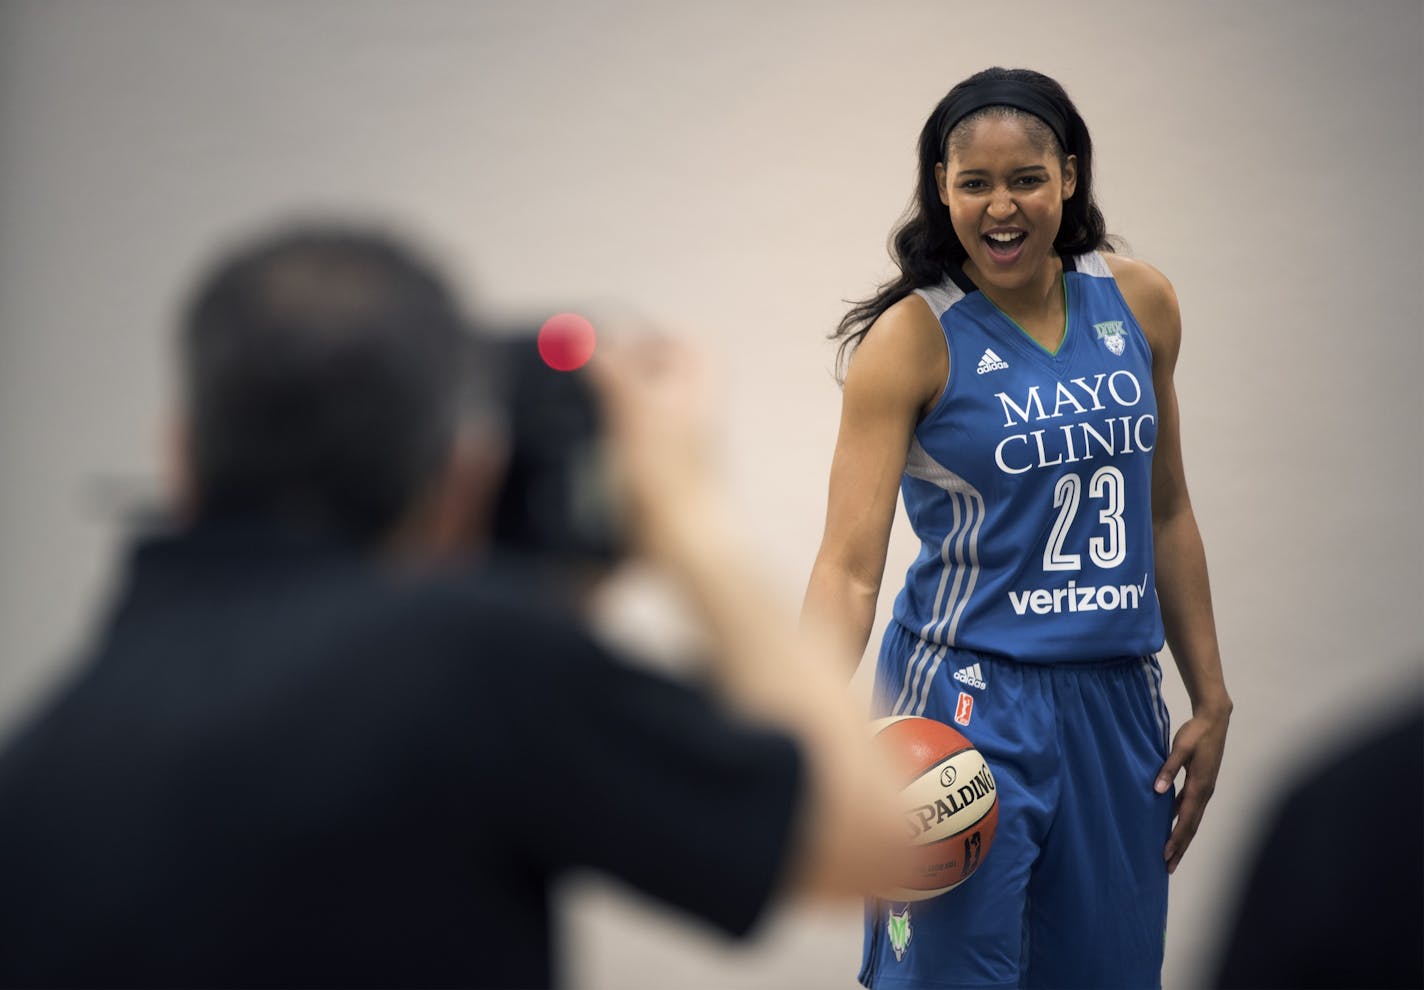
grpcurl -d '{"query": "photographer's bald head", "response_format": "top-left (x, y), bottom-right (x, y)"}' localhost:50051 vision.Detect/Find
top-left (164, 226), bottom-right (502, 561)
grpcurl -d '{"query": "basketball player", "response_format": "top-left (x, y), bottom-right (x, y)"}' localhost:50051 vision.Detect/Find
top-left (803, 68), bottom-right (1232, 989)
top-left (0, 226), bottom-right (907, 987)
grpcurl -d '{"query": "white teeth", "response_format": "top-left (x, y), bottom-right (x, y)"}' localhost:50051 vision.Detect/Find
top-left (987, 232), bottom-right (1023, 243)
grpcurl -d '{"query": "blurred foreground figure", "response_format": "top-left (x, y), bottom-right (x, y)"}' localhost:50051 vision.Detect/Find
top-left (0, 226), bottom-right (904, 988)
top-left (1211, 689), bottom-right (1423, 990)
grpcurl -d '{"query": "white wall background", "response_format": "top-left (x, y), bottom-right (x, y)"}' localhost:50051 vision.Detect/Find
top-left (1, 2), bottom-right (1420, 987)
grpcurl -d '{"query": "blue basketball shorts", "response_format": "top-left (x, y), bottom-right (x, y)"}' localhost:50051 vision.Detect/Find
top-left (861, 623), bottom-right (1174, 990)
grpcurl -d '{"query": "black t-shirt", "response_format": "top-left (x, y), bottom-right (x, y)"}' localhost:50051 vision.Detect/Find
top-left (1211, 697), bottom-right (1424, 990)
top-left (0, 523), bottom-right (803, 988)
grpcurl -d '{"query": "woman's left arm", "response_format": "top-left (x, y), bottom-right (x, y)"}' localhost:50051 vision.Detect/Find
top-left (1109, 255), bottom-right (1232, 876)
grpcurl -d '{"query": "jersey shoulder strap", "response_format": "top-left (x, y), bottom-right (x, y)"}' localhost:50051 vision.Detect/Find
top-left (1065, 250), bottom-right (1113, 279)
top-left (913, 277), bottom-right (968, 321)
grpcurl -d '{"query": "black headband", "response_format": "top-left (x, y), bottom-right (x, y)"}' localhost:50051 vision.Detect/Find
top-left (937, 80), bottom-right (1069, 160)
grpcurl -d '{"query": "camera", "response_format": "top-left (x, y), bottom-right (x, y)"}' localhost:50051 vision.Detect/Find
top-left (481, 329), bottom-right (625, 567)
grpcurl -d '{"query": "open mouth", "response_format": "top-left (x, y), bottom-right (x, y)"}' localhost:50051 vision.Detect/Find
top-left (979, 230), bottom-right (1025, 264)
top-left (983, 231), bottom-right (1028, 261)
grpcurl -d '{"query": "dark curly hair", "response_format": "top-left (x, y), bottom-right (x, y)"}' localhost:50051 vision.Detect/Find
top-left (832, 67), bottom-right (1111, 377)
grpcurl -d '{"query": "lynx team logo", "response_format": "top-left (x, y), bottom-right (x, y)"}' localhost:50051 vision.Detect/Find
top-left (888, 906), bottom-right (913, 961)
top-left (1094, 320), bottom-right (1126, 356)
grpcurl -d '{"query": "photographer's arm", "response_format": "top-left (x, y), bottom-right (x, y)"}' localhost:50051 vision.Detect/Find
top-left (590, 339), bottom-right (908, 900)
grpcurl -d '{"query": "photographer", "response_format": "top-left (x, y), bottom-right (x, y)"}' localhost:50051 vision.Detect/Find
top-left (0, 225), bottom-right (905, 988)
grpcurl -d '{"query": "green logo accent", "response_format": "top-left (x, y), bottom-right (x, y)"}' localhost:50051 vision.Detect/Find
top-left (1094, 320), bottom-right (1128, 355)
top-left (888, 906), bottom-right (912, 961)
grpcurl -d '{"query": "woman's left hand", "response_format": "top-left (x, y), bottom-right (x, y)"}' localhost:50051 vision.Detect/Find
top-left (1155, 703), bottom-right (1231, 874)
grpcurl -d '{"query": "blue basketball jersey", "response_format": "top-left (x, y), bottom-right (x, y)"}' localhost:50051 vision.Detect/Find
top-left (888, 251), bottom-right (1165, 664)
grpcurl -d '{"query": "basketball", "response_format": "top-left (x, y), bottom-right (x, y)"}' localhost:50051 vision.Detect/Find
top-left (871, 715), bottom-right (999, 900)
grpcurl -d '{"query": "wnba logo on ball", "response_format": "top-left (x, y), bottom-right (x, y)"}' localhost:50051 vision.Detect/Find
top-left (940, 766), bottom-right (957, 788)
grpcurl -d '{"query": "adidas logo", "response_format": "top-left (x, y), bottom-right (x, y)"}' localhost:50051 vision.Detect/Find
top-left (976, 348), bottom-right (1009, 375)
top-left (953, 662), bottom-right (987, 690)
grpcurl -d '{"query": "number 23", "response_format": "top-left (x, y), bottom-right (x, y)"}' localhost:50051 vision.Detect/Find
top-left (1043, 466), bottom-right (1126, 571)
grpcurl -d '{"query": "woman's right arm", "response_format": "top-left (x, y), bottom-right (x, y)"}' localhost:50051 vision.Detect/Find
top-left (802, 295), bottom-right (948, 676)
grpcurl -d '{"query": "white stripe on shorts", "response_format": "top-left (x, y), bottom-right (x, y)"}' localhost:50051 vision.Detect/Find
top-left (1140, 656), bottom-right (1170, 751)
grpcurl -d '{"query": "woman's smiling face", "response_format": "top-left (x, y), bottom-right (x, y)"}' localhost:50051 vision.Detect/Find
top-left (936, 112), bottom-right (1077, 293)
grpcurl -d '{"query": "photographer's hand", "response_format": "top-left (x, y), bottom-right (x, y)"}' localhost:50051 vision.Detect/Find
top-left (586, 335), bottom-right (715, 559)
